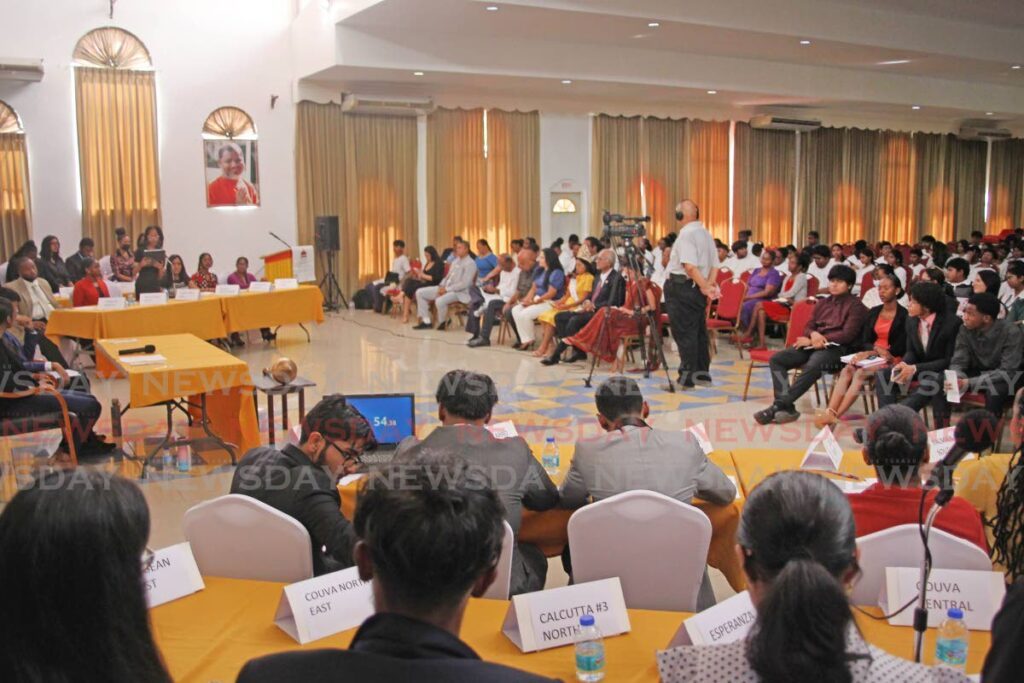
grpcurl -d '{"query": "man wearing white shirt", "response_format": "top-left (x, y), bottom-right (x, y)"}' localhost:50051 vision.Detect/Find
top-left (721, 240), bottom-right (759, 276)
top-left (558, 239), bottom-right (578, 273)
top-left (366, 240), bottom-right (410, 313)
top-left (466, 254), bottom-right (519, 342)
top-left (806, 245), bottom-right (839, 290)
top-left (7, 257), bottom-right (65, 364)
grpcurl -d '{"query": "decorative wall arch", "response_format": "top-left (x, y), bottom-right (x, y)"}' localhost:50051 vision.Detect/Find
top-left (73, 26), bottom-right (153, 69)
top-left (203, 107), bottom-right (257, 140)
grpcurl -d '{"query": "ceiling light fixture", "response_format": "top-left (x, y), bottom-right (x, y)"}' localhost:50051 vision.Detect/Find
top-left (878, 59), bottom-right (911, 65)
top-left (911, 105), bottom-right (921, 110)
top-left (706, 90), bottom-right (717, 94)
top-left (648, 22), bottom-right (660, 28)
top-left (986, 111), bottom-right (995, 116)
top-left (485, 5), bottom-right (499, 11)
top-left (1012, 65), bottom-right (1021, 69)
top-left (413, 71), bottom-right (424, 76)
top-left (799, 39), bottom-right (811, 45)
top-left (561, 79), bottom-right (572, 85)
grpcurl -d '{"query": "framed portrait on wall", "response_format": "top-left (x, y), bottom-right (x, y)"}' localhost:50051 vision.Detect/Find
top-left (204, 139), bottom-right (260, 207)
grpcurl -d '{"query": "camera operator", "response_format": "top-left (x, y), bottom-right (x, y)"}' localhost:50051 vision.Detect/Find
top-left (664, 200), bottom-right (719, 389)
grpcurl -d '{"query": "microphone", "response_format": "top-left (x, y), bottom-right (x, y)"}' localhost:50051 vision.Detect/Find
top-left (119, 344), bottom-right (156, 356)
top-left (932, 409), bottom-right (998, 506)
top-left (269, 231), bottom-right (292, 249)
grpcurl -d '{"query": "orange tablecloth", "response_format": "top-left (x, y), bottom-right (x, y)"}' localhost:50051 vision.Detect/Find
top-left (220, 285), bottom-right (324, 333)
top-left (730, 448), bottom-right (877, 498)
top-left (150, 576), bottom-right (991, 683)
top-left (340, 445), bottom-right (746, 592)
top-left (95, 334), bottom-right (260, 453)
top-left (47, 297), bottom-right (228, 341)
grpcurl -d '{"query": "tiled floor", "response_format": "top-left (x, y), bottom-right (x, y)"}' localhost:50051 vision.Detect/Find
top-left (0, 309), bottom-right (872, 598)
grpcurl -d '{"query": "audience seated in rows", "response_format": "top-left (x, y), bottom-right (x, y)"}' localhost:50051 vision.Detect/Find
top-left (560, 376), bottom-right (735, 609)
top-left (465, 252), bottom-right (520, 345)
top-left (744, 251), bottom-right (810, 349)
top-left (237, 454), bottom-right (558, 683)
top-left (656, 470), bottom-right (971, 682)
top-left (414, 240), bottom-right (476, 330)
top-left (0, 471), bottom-right (172, 682)
top-left (541, 249), bottom-right (623, 365)
top-left (395, 370), bottom-right (558, 595)
top-left (721, 239), bottom-right (759, 275)
top-left (231, 395), bottom-right (376, 575)
top-left (532, 254), bottom-right (594, 359)
top-left (850, 405), bottom-right (988, 551)
top-left (510, 248), bottom-right (566, 351)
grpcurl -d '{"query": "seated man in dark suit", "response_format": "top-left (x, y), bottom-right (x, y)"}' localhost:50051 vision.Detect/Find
top-left (875, 282), bottom-right (961, 427)
top-left (560, 376), bottom-right (736, 609)
top-left (237, 453), bottom-right (558, 683)
top-left (230, 395), bottom-right (376, 575)
top-left (541, 248), bottom-right (625, 365)
top-left (395, 370), bottom-right (558, 595)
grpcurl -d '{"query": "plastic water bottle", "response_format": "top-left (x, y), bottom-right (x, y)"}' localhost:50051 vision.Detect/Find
top-left (175, 437), bottom-right (191, 472)
top-left (542, 437), bottom-right (560, 475)
top-left (935, 608), bottom-right (969, 671)
top-left (161, 444), bottom-right (174, 471)
top-left (575, 614), bottom-right (605, 682)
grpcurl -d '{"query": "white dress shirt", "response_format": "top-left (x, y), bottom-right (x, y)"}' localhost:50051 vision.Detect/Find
top-left (27, 279), bottom-right (54, 320)
top-left (667, 221), bottom-right (717, 280)
top-left (722, 253), bottom-right (760, 275)
top-left (391, 254), bottom-right (410, 280)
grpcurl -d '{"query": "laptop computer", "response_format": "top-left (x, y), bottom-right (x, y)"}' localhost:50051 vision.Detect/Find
top-left (345, 393), bottom-right (416, 453)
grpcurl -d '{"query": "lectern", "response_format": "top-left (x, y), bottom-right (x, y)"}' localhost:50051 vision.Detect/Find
top-left (262, 250), bottom-right (293, 281)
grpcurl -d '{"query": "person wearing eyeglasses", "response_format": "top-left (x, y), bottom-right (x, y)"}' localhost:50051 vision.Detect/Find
top-left (230, 394), bottom-right (377, 575)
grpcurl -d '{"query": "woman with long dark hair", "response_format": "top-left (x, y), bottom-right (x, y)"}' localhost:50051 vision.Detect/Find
top-left (5, 239), bottom-right (37, 282)
top-left (190, 252), bottom-right (218, 290)
top-left (161, 253), bottom-right (190, 290)
top-left (533, 255), bottom-right (595, 358)
top-left (510, 247), bottom-right (565, 351)
top-left (0, 471), bottom-right (171, 682)
top-left (396, 246), bottom-right (444, 324)
top-left (38, 235), bottom-right (72, 289)
top-left (658, 470), bottom-right (970, 682)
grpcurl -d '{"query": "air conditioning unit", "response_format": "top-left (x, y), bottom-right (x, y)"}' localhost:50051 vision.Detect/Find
top-left (340, 93), bottom-right (434, 116)
top-left (958, 126), bottom-right (1012, 141)
top-left (749, 115), bottom-right (821, 132)
top-left (0, 58), bottom-right (44, 82)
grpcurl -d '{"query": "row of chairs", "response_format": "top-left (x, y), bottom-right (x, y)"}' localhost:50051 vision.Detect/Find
top-left (181, 489), bottom-right (989, 611)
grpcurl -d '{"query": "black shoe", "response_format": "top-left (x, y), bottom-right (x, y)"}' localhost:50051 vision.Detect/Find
top-left (467, 338), bottom-right (490, 348)
top-left (540, 354), bottom-right (560, 366)
top-left (753, 406), bottom-right (777, 425)
top-left (692, 373), bottom-right (713, 387)
top-left (774, 408), bottom-right (801, 424)
top-left (564, 349), bottom-right (587, 363)
top-left (436, 320), bottom-right (450, 331)
top-left (413, 322), bottom-right (432, 330)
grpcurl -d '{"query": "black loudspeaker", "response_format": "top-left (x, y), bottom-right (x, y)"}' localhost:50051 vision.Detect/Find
top-left (314, 216), bottom-right (340, 251)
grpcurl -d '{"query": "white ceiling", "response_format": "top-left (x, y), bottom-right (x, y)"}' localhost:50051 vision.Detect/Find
top-left (297, 0), bottom-right (1024, 131)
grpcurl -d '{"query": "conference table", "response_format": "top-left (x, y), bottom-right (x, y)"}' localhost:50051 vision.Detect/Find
top-left (45, 285), bottom-right (324, 342)
top-left (95, 334), bottom-right (261, 460)
top-left (340, 444), bottom-right (747, 592)
top-left (151, 576), bottom-right (992, 682)
top-left (729, 448), bottom-right (877, 497)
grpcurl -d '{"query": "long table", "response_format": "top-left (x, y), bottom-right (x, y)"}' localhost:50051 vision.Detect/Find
top-left (46, 285), bottom-right (324, 341)
top-left (730, 448), bottom-right (877, 497)
top-left (151, 576), bottom-right (992, 682)
top-left (340, 444), bottom-right (747, 592)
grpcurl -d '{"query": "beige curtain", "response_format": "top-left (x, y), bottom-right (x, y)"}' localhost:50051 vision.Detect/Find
top-left (988, 139), bottom-right (1024, 234)
top-left (913, 133), bottom-right (956, 242)
top-left (686, 120), bottom-right (731, 241)
top-left (590, 115), bottom-right (644, 232)
top-left (952, 138), bottom-right (987, 239)
top-left (73, 27), bottom-right (152, 69)
top-left (203, 106), bottom-right (256, 138)
top-left (0, 133), bottom-right (32, 261)
top-left (74, 67), bottom-right (162, 256)
top-left (427, 108), bottom-right (486, 249)
top-left (877, 131), bottom-right (916, 243)
top-left (295, 102), bottom-right (419, 295)
top-left (798, 127), bottom-right (880, 244)
top-left (733, 122), bottom-right (795, 246)
top-left (485, 110), bottom-right (540, 252)
top-left (643, 117), bottom-right (687, 240)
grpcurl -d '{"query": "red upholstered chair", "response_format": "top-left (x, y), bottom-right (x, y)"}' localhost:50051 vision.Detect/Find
top-left (859, 271), bottom-right (875, 300)
top-left (739, 271), bottom-right (751, 284)
top-left (716, 268), bottom-right (732, 285)
top-left (806, 277), bottom-right (819, 298)
top-left (706, 279), bottom-right (747, 357)
top-left (742, 298), bottom-right (816, 401)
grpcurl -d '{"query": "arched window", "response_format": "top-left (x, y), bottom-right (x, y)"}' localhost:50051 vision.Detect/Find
top-left (202, 107), bottom-right (260, 207)
top-left (0, 99), bottom-right (32, 261)
top-left (72, 27), bottom-right (161, 256)
top-left (552, 198), bottom-right (577, 214)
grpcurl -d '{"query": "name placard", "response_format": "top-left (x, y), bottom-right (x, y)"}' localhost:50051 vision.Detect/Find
top-left (175, 288), bottom-right (201, 301)
top-left (927, 427), bottom-right (975, 464)
top-left (800, 426), bottom-right (843, 472)
top-left (97, 296), bottom-right (126, 310)
top-left (274, 566), bottom-right (374, 644)
top-left (666, 590), bottom-right (756, 647)
top-left (685, 422), bottom-right (713, 455)
top-left (144, 542), bottom-right (205, 608)
top-left (58, 286), bottom-right (73, 299)
top-left (138, 292), bottom-right (167, 306)
top-left (502, 578), bottom-right (630, 652)
top-left (274, 278), bottom-right (299, 290)
top-left (486, 420), bottom-right (519, 439)
top-left (215, 284), bottom-right (241, 296)
top-left (945, 370), bottom-right (962, 404)
top-left (880, 567), bottom-right (1005, 630)
top-left (248, 281), bottom-right (273, 293)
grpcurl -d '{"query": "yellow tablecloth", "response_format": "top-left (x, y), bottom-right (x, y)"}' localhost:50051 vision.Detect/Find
top-left (730, 448), bottom-right (877, 498)
top-left (96, 334), bottom-right (260, 454)
top-left (339, 445), bottom-right (746, 592)
top-left (151, 576), bottom-right (991, 682)
top-left (220, 285), bottom-right (324, 333)
top-left (47, 298), bottom-right (228, 342)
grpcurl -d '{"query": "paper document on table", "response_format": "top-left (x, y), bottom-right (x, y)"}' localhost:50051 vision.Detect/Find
top-left (119, 354), bottom-right (168, 366)
top-left (839, 354), bottom-right (887, 369)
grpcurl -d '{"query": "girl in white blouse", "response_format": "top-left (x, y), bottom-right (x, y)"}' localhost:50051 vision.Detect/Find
top-left (657, 470), bottom-right (969, 683)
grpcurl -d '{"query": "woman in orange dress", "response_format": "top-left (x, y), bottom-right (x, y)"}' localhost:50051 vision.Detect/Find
top-left (564, 266), bottom-right (662, 368)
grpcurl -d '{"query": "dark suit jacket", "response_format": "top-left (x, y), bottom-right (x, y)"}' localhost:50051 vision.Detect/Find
top-left (65, 252), bottom-right (88, 283)
top-left (861, 304), bottom-right (908, 357)
top-left (983, 579), bottom-right (1024, 683)
top-left (0, 335), bottom-right (35, 394)
top-left (230, 444), bottom-right (356, 575)
top-left (237, 613), bottom-right (561, 683)
top-left (590, 269), bottom-right (625, 309)
top-left (901, 312), bottom-right (962, 373)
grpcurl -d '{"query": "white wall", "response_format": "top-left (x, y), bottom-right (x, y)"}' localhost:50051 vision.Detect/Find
top-left (0, 0), bottom-right (297, 276)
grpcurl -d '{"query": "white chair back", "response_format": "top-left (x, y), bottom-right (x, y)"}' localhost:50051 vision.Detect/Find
top-left (183, 494), bottom-right (314, 583)
top-left (568, 490), bottom-right (712, 611)
top-left (852, 524), bottom-right (992, 606)
top-left (106, 281), bottom-right (122, 298)
top-left (482, 520), bottom-right (515, 600)
top-left (0, 261), bottom-right (7, 283)
top-left (99, 254), bottom-right (113, 279)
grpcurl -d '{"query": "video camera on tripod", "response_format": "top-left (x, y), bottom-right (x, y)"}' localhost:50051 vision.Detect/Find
top-left (601, 210), bottom-right (650, 239)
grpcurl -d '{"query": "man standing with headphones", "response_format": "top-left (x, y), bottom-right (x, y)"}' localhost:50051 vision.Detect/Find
top-left (663, 200), bottom-right (720, 389)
